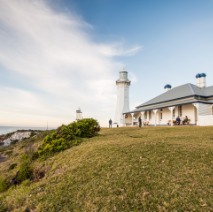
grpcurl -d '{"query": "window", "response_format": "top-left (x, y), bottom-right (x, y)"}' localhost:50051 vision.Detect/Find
top-left (173, 109), bottom-right (175, 118)
top-left (179, 106), bottom-right (182, 117)
top-left (149, 111), bottom-right (152, 120)
top-left (145, 111), bottom-right (147, 119)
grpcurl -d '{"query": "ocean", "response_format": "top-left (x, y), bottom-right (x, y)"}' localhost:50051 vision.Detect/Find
top-left (0, 126), bottom-right (56, 135)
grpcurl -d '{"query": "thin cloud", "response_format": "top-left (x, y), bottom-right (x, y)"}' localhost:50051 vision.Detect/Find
top-left (0, 0), bottom-right (141, 127)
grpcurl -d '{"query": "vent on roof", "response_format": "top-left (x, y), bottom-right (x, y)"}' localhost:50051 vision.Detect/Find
top-left (164, 84), bottom-right (172, 92)
top-left (196, 73), bottom-right (206, 88)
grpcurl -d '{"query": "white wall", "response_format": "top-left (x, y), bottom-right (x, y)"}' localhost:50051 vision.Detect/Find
top-left (199, 115), bottom-right (213, 126)
top-left (146, 110), bottom-right (157, 125)
top-left (199, 103), bottom-right (212, 116)
top-left (182, 104), bottom-right (196, 124)
top-left (114, 82), bottom-right (130, 126)
top-left (156, 108), bottom-right (171, 125)
top-left (124, 113), bottom-right (132, 125)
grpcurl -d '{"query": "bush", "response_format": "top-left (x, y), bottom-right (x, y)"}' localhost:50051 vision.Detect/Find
top-left (74, 118), bottom-right (100, 138)
top-left (31, 152), bottom-right (39, 160)
top-left (9, 163), bottom-right (17, 170)
top-left (0, 178), bottom-right (8, 193)
top-left (22, 180), bottom-right (31, 187)
top-left (30, 131), bottom-right (36, 137)
top-left (17, 162), bottom-right (33, 182)
top-left (36, 118), bottom-right (100, 157)
top-left (11, 139), bottom-right (19, 145)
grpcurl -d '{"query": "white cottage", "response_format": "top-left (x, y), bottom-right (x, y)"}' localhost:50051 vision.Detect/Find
top-left (123, 73), bottom-right (213, 126)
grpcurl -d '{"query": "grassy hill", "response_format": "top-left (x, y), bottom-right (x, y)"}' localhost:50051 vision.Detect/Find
top-left (0, 126), bottom-right (213, 211)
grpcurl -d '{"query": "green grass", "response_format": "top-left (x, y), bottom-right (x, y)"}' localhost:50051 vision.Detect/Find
top-left (0, 126), bottom-right (213, 211)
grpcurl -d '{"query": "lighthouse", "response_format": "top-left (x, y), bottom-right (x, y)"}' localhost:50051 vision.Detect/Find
top-left (76, 107), bottom-right (83, 120)
top-left (114, 68), bottom-right (131, 126)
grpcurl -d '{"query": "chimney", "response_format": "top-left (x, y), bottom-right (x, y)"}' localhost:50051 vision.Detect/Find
top-left (196, 73), bottom-right (206, 88)
top-left (164, 84), bottom-right (172, 92)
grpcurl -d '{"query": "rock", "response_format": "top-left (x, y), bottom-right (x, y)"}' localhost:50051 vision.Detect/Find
top-left (2, 138), bottom-right (12, 147)
top-left (10, 132), bottom-right (31, 141)
top-left (1, 132), bottom-right (31, 147)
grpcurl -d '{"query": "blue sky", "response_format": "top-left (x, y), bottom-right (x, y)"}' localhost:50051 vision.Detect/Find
top-left (0, 0), bottom-right (213, 127)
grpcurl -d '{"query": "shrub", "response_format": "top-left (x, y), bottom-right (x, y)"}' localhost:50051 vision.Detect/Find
top-left (74, 118), bottom-right (100, 138)
top-left (36, 118), bottom-right (100, 157)
top-left (9, 163), bottom-right (17, 170)
top-left (11, 139), bottom-right (19, 145)
top-left (17, 162), bottom-right (33, 182)
top-left (31, 152), bottom-right (39, 160)
top-left (30, 131), bottom-right (36, 137)
top-left (0, 178), bottom-right (8, 193)
top-left (5, 132), bottom-right (14, 139)
top-left (22, 180), bottom-right (30, 187)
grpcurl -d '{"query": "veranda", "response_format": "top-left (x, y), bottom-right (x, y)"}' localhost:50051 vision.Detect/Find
top-left (123, 104), bottom-right (199, 126)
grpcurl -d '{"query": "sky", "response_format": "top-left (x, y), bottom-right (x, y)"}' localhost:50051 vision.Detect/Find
top-left (0, 0), bottom-right (213, 127)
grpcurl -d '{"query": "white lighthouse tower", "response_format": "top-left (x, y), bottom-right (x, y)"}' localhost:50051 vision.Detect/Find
top-left (76, 107), bottom-right (83, 120)
top-left (114, 68), bottom-right (131, 126)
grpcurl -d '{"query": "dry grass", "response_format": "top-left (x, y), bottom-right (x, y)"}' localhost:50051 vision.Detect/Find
top-left (0, 126), bottom-right (213, 211)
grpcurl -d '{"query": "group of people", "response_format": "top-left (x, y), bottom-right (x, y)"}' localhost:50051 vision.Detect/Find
top-left (176, 116), bottom-right (188, 125)
top-left (138, 115), bottom-right (189, 127)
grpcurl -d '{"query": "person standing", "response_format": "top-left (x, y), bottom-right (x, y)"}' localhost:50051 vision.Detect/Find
top-left (109, 119), bottom-right (112, 128)
top-left (138, 116), bottom-right (142, 127)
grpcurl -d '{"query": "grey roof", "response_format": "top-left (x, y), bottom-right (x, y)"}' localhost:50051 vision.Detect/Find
top-left (203, 86), bottom-right (213, 96)
top-left (124, 99), bottom-right (212, 114)
top-left (136, 83), bottom-right (213, 108)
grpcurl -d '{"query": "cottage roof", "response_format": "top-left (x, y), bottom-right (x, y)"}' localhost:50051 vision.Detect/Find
top-left (136, 83), bottom-right (213, 108)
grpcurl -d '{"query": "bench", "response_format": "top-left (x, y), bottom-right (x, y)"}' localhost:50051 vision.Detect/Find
top-left (143, 121), bottom-right (149, 126)
top-left (167, 120), bottom-right (176, 126)
top-left (167, 119), bottom-right (191, 125)
top-left (183, 119), bottom-right (191, 125)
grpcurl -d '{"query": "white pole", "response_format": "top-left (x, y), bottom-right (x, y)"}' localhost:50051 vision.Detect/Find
top-left (131, 113), bottom-right (134, 126)
top-left (153, 110), bottom-right (158, 126)
top-left (142, 112), bottom-right (145, 126)
top-left (197, 104), bottom-right (199, 126)
top-left (123, 114), bottom-right (125, 126)
top-left (168, 107), bottom-right (175, 126)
